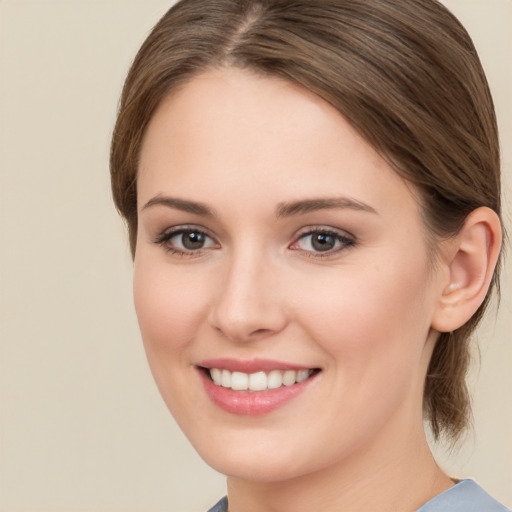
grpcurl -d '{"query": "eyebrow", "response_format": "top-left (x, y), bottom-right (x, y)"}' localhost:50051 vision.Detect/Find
top-left (141, 196), bottom-right (214, 217)
top-left (276, 197), bottom-right (378, 217)
top-left (141, 195), bottom-right (377, 218)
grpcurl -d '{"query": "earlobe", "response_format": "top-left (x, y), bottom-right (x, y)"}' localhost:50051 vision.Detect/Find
top-left (432, 207), bottom-right (502, 333)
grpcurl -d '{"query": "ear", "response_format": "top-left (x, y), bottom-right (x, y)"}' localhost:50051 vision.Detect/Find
top-left (432, 207), bottom-right (502, 333)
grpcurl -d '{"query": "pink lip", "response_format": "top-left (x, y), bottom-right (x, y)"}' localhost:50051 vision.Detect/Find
top-left (196, 362), bottom-right (319, 416)
top-left (197, 358), bottom-right (312, 373)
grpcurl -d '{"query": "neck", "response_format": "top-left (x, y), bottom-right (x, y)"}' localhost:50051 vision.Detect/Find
top-left (226, 425), bottom-right (453, 512)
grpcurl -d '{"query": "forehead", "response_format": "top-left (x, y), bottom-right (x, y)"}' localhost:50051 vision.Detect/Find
top-left (138, 67), bottom-right (420, 223)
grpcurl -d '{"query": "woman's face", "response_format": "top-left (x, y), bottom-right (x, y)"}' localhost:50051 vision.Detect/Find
top-left (135, 68), bottom-right (445, 482)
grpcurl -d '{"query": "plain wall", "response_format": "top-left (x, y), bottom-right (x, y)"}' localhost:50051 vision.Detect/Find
top-left (0, 1), bottom-right (510, 511)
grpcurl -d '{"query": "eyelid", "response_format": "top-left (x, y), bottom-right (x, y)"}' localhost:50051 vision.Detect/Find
top-left (152, 224), bottom-right (220, 256)
top-left (289, 226), bottom-right (356, 255)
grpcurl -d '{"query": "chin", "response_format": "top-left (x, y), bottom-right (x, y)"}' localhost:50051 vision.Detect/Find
top-left (186, 425), bottom-right (331, 484)
top-left (204, 452), bottom-right (306, 483)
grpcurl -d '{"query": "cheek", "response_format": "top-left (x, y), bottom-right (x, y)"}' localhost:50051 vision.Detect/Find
top-left (292, 255), bottom-right (433, 375)
top-left (132, 256), bottom-right (216, 424)
top-left (286, 260), bottom-right (434, 454)
top-left (133, 257), bottom-right (208, 359)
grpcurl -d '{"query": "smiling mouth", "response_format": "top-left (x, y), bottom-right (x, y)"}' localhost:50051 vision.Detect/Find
top-left (201, 367), bottom-right (321, 392)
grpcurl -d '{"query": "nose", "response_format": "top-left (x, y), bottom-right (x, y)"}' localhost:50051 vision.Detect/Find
top-left (208, 249), bottom-right (288, 343)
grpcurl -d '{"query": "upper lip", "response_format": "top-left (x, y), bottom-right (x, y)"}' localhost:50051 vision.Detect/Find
top-left (197, 358), bottom-right (316, 373)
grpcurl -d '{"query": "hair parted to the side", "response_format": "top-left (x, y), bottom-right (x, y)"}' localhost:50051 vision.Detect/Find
top-left (110, 0), bottom-right (502, 441)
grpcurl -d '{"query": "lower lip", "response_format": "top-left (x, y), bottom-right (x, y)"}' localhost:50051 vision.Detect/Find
top-left (199, 370), bottom-right (317, 415)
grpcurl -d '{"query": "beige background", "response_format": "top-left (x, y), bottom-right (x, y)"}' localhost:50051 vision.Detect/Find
top-left (0, 1), bottom-right (510, 511)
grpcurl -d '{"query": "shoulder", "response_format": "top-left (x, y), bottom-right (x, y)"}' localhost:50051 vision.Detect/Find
top-left (417, 479), bottom-right (510, 512)
top-left (207, 496), bottom-right (228, 512)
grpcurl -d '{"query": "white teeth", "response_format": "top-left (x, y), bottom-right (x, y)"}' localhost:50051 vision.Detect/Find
top-left (211, 368), bottom-right (222, 386)
top-left (296, 369), bottom-right (309, 383)
top-left (248, 371), bottom-right (267, 391)
top-left (208, 368), bottom-right (314, 391)
top-left (267, 370), bottom-right (283, 389)
top-left (282, 370), bottom-right (296, 386)
top-left (231, 371), bottom-right (249, 391)
top-left (221, 369), bottom-right (231, 388)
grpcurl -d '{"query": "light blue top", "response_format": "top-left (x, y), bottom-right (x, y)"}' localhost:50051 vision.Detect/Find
top-left (207, 479), bottom-right (510, 512)
top-left (417, 479), bottom-right (509, 512)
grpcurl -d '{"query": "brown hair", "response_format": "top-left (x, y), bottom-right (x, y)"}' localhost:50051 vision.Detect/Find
top-left (110, 0), bottom-right (502, 441)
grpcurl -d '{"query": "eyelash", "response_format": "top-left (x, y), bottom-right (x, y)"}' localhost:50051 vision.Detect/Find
top-left (152, 226), bottom-right (356, 258)
top-left (152, 226), bottom-right (218, 257)
top-left (289, 227), bottom-right (356, 258)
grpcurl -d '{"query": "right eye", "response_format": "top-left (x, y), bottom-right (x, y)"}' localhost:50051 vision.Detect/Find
top-left (289, 227), bottom-right (355, 257)
top-left (154, 227), bottom-right (218, 255)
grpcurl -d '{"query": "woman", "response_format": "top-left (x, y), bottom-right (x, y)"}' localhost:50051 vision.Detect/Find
top-left (110, 1), bottom-right (508, 510)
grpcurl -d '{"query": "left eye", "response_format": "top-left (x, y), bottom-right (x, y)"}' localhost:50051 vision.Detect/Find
top-left (156, 228), bottom-right (217, 253)
top-left (291, 230), bottom-right (354, 254)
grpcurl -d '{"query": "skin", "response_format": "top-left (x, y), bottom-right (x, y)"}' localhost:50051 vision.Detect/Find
top-left (134, 67), bottom-right (457, 512)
